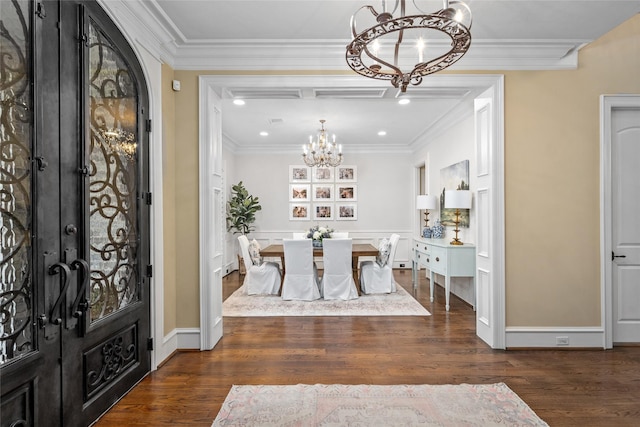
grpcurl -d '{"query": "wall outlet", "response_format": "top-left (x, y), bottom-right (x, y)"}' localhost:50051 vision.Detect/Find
top-left (556, 336), bottom-right (570, 346)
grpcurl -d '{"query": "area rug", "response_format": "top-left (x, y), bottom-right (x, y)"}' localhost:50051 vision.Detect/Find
top-left (212, 383), bottom-right (549, 426)
top-left (223, 284), bottom-right (430, 317)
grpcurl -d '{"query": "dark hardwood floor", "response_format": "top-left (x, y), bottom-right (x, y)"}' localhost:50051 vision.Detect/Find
top-left (95, 270), bottom-right (640, 426)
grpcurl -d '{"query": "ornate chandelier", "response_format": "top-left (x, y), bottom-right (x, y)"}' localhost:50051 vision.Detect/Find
top-left (302, 120), bottom-right (343, 167)
top-left (346, 0), bottom-right (472, 92)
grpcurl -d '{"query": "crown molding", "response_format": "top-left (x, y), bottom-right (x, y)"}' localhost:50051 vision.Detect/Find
top-left (106, 0), bottom-right (588, 72)
top-left (97, 0), bottom-right (177, 65)
top-left (171, 39), bottom-right (585, 71)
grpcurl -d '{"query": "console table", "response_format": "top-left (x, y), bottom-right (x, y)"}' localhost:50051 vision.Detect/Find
top-left (412, 237), bottom-right (476, 311)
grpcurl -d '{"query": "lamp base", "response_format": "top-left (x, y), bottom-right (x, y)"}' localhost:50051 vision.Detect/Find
top-left (450, 239), bottom-right (464, 245)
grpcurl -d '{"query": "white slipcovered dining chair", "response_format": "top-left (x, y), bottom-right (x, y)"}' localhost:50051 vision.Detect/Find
top-left (281, 238), bottom-right (321, 301)
top-left (359, 234), bottom-right (400, 294)
top-left (320, 238), bottom-right (359, 300)
top-left (238, 235), bottom-right (281, 295)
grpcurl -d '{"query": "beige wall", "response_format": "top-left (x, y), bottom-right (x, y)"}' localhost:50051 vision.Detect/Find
top-left (162, 15), bottom-right (640, 331)
top-left (161, 63), bottom-right (177, 334)
top-left (503, 15), bottom-right (640, 326)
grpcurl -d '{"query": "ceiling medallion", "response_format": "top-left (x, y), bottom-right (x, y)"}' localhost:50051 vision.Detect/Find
top-left (346, 0), bottom-right (472, 92)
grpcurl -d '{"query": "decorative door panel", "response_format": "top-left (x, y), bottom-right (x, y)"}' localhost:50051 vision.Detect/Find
top-left (1, 1), bottom-right (151, 426)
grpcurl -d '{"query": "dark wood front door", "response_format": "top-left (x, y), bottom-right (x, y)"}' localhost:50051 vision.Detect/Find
top-left (1, 1), bottom-right (151, 425)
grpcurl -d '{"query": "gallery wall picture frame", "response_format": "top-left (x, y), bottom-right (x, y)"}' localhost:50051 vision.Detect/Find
top-left (312, 184), bottom-right (334, 201)
top-left (289, 165), bottom-right (311, 183)
top-left (336, 203), bottom-right (357, 221)
top-left (336, 184), bottom-right (357, 201)
top-left (312, 166), bottom-right (334, 182)
top-left (336, 165), bottom-right (357, 182)
top-left (313, 203), bottom-right (334, 220)
top-left (289, 184), bottom-right (310, 202)
top-left (289, 203), bottom-right (310, 221)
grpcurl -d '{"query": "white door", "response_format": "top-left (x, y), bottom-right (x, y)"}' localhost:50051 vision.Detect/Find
top-left (474, 83), bottom-right (506, 349)
top-left (199, 83), bottom-right (224, 350)
top-left (604, 96), bottom-right (640, 344)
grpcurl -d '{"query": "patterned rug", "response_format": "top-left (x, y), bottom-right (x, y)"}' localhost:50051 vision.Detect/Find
top-left (212, 383), bottom-right (549, 426)
top-left (223, 284), bottom-right (430, 317)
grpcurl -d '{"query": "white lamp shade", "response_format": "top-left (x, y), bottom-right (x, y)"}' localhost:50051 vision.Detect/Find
top-left (416, 195), bottom-right (437, 210)
top-left (444, 190), bottom-right (472, 209)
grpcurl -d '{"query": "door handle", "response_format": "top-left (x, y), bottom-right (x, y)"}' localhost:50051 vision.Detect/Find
top-left (612, 252), bottom-right (627, 261)
top-left (70, 259), bottom-right (90, 318)
top-left (48, 262), bottom-right (72, 325)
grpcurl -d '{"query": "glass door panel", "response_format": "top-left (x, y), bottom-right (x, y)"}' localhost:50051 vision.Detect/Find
top-left (0, 0), bottom-right (33, 365)
top-left (87, 20), bottom-right (140, 322)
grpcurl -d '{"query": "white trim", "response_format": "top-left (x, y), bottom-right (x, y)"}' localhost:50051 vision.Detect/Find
top-left (493, 76), bottom-right (507, 350)
top-left (506, 327), bottom-right (605, 348)
top-left (176, 328), bottom-right (202, 350)
top-left (198, 82), bottom-right (225, 351)
top-left (97, 0), bottom-right (176, 64)
top-left (199, 73), bottom-right (506, 350)
top-left (171, 40), bottom-right (582, 71)
top-left (600, 95), bottom-right (640, 349)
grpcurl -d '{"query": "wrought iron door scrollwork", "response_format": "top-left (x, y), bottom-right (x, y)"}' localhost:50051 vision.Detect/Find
top-left (85, 328), bottom-right (137, 399)
top-left (1, 0), bottom-right (33, 365)
top-left (87, 20), bottom-right (140, 321)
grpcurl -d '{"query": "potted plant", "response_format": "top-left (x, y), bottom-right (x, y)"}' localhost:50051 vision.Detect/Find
top-left (226, 181), bottom-right (262, 274)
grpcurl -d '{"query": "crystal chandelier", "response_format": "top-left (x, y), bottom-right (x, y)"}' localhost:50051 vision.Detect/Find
top-left (346, 0), bottom-right (472, 92)
top-left (302, 120), bottom-right (343, 167)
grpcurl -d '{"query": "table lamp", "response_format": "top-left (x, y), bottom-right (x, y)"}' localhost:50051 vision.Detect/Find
top-left (444, 190), bottom-right (472, 245)
top-left (416, 195), bottom-right (437, 230)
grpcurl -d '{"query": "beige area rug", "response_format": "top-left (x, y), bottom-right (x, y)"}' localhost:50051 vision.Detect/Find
top-left (223, 284), bottom-right (430, 317)
top-left (212, 383), bottom-right (549, 426)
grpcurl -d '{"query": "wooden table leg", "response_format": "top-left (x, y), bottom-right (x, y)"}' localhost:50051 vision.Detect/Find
top-left (352, 255), bottom-right (361, 295)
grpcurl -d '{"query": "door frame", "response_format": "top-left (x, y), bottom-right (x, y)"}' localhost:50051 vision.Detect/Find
top-left (198, 74), bottom-right (506, 349)
top-left (600, 94), bottom-right (640, 349)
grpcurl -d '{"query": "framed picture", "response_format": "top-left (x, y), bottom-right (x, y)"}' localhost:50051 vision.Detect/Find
top-left (336, 203), bottom-right (357, 220)
top-left (336, 165), bottom-right (357, 182)
top-left (440, 160), bottom-right (470, 227)
top-left (336, 184), bottom-right (357, 201)
top-left (312, 166), bottom-right (334, 182)
top-left (312, 184), bottom-right (334, 201)
top-left (289, 165), bottom-right (310, 183)
top-left (289, 203), bottom-right (310, 221)
top-left (313, 203), bottom-right (334, 220)
top-left (289, 184), bottom-right (310, 202)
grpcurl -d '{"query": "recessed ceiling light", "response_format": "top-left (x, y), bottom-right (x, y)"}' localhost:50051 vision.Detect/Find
top-left (259, 131), bottom-right (269, 136)
top-left (233, 99), bottom-right (245, 106)
top-left (378, 131), bottom-right (387, 136)
top-left (398, 99), bottom-right (410, 105)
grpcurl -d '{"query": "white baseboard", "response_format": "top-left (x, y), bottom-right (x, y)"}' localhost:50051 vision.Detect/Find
top-left (176, 327), bottom-right (201, 349)
top-left (505, 327), bottom-right (605, 348)
top-left (158, 328), bottom-right (201, 365)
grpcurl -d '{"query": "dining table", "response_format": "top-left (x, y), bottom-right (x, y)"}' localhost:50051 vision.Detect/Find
top-left (260, 242), bottom-right (379, 293)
